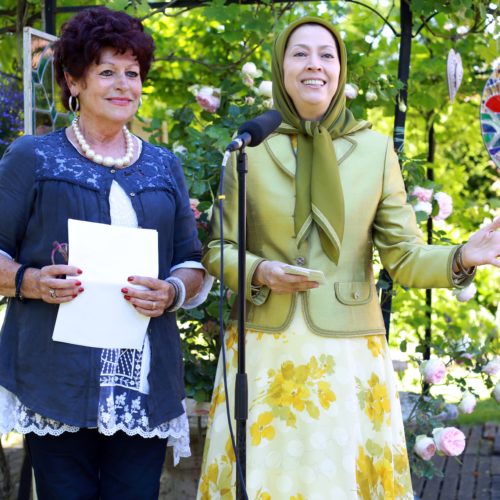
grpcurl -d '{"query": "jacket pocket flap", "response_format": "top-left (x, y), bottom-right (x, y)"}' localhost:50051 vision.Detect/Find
top-left (334, 281), bottom-right (372, 305)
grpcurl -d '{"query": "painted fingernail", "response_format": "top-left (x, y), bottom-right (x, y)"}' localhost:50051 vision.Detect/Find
top-left (73, 294), bottom-right (77, 298)
top-left (75, 281), bottom-right (82, 286)
top-left (127, 276), bottom-right (134, 282)
top-left (77, 269), bottom-right (83, 275)
top-left (121, 288), bottom-right (128, 294)
top-left (124, 295), bottom-right (131, 300)
top-left (78, 287), bottom-right (84, 293)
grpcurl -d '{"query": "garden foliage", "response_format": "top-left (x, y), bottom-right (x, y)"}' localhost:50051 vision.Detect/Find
top-left (0, 0), bottom-right (498, 478)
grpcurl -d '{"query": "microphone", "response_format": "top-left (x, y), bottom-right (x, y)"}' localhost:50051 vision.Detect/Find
top-left (226, 110), bottom-right (282, 152)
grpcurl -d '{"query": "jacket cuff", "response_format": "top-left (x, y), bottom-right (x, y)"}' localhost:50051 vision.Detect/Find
top-left (449, 245), bottom-right (476, 289)
top-left (246, 257), bottom-right (271, 305)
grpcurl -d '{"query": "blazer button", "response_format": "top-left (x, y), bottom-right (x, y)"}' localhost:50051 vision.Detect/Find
top-left (353, 291), bottom-right (361, 300)
top-left (130, 192), bottom-right (136, 197)
top-left (110, 169), bottom-right (116, 174)
top-left (295, 257), bottom-right (305, 266)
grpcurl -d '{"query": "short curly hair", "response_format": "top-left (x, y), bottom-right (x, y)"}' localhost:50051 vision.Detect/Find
top-left (53, 6), bottom-right (155, 110)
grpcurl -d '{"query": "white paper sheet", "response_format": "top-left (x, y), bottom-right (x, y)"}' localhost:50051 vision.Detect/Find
top-left (52, 219), bottom-right (158, 349)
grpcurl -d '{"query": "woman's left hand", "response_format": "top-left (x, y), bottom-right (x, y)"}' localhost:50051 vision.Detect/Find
top-left (461, 217), bottom-right (500, 268)
top-left (121, 276), bottom-right (176, 317)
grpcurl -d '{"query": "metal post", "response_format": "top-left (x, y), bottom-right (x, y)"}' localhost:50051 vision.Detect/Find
top-left (379, 0), bottom-right (413, 338)
top-left (43, 0), bottom-right (56, 35)
top-left (235, 149), bottom-right (248, 500)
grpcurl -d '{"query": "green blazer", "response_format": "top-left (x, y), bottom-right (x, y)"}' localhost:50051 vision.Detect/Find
top-left (203, 128), bottom-right (464, 337)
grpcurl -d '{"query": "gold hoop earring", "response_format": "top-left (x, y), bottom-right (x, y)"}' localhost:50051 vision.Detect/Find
top-left (69, 95), bottom-right (80, 113)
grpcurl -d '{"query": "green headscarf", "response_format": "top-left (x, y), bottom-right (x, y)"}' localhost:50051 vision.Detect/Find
top-left (272, 17), bottom-right (370, 264)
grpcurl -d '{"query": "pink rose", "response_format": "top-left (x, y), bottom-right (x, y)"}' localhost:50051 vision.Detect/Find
top-left (432, 427), bottom-right (466, 456)
top-left (414, 435), bottom-right (436, 461)
top-left (434, 192), bottom-right (453, 221)
top-left (189, 198), bottom-right (201, 219)
top-left (420, 358), bottom-right (447, 384)
top-left (242, 74), bottom-right (254, 87)
top-left (482, 357), bottom-right (500, 376)
top-left (196, 87), bottom-right (221, 113)
top-left (458, 392), bottom-right (476, 414)
top-left (453, 282), bottom-right (477, 302)
top-left (412, 186), bottom-right (433, 202)
top-left (493, 382), bottom-right (500, 403)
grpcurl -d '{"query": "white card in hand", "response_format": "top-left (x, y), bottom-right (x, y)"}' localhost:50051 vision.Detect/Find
top-left (283, 264), bottom-right (327, 285)
top-left (52, 219), bottom-right (158, 349)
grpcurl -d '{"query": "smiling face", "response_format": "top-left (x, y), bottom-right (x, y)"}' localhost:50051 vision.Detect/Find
top-left (66, 48), bottom-right (142, 131)
top-left (283, 24), bottom-right (341, 121)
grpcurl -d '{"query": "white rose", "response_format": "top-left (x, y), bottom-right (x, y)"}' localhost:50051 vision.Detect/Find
top-left (413, 201), bottom-right (432, 215)
top-left (344, 83), bottom-right (358, 99)
top-left (413, 435), bottom-right (436, 461)
top-left (241, 62), bottom-right (262, 78)
top-left (257, 80), bottom-right (273, 98)
top-left (458, 392), bottom-right (476, 414)
top-left (365, 90), bottom-right (378, 102)
top-left (263, 98), bottom-right (274, 109)
top-left (453, 283), bottom-right (477, 302)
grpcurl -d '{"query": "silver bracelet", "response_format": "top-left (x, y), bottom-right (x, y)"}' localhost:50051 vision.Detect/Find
top-left (165, 276), bottom-right (186, 312)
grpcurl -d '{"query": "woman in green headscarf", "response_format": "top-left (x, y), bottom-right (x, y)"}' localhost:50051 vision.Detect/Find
top-left (198, 16), bottom-right (497, 499)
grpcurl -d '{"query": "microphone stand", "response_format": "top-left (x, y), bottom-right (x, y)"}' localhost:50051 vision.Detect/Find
top-left (235, 147), bottom-right (248, 500)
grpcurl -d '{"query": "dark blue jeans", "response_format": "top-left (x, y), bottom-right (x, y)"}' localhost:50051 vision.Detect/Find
top-left (26, 429), bottom-right (167, 500)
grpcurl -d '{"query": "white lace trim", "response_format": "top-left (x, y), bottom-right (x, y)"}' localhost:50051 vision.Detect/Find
top-left (0, 387), bottom-right (190, 466)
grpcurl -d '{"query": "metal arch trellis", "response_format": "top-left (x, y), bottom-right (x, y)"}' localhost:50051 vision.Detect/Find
top-left (40, 0), bottom-right (414, 338)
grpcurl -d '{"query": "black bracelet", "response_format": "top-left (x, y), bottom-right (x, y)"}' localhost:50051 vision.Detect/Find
top-left (455, 245), bottom-right (475, 276)
top-left (165, 278), bottom-right (180, 312)
top-left (14, 264), bottom-right (29, 301)
top-left (165, 276), bottom-right (186, 312)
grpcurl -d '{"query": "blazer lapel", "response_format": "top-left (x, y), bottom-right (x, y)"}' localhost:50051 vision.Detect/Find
top-left (334, 136), bottom-right (357, 164)
top-left (264, 134), bottom-right (296, 177)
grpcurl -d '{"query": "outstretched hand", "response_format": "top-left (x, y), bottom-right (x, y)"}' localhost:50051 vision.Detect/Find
top-left (462, 217), bottom-right (500, 269)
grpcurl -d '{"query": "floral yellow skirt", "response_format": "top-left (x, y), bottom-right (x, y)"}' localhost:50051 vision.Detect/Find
top-left (197, 309), bottom-right (413, 500)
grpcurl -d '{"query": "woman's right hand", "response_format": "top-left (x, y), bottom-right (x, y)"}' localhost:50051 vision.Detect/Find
top-left (252, 260), bottom-right (319, 294)
top-left (25, 265), bottom-right (83, 303)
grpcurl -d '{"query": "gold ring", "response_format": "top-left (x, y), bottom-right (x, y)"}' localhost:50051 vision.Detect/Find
top-left (152, 301), bottom-right (156, 310)
top-left (49, 289), bottom-right (57, 299)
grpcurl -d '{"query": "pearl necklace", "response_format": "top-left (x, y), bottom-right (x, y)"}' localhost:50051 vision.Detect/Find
top-left (71, 117), bottom-right (134, 168)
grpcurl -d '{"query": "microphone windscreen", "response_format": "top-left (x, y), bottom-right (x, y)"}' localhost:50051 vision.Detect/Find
top-left (237, 110), bottom-right (282, 147)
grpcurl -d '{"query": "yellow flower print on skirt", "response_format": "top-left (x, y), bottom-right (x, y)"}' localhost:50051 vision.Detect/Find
top-left (197, 309), bottom-right (413, 500)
